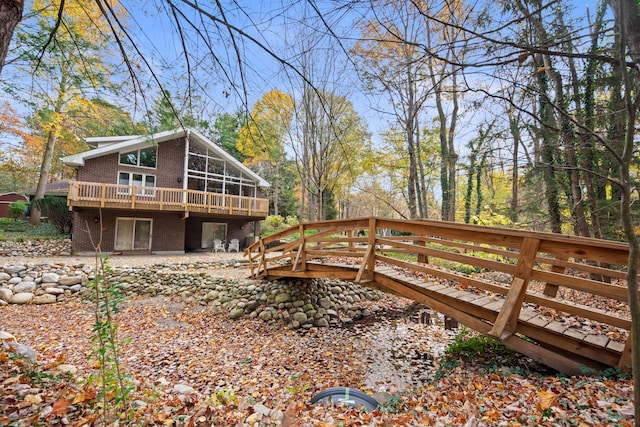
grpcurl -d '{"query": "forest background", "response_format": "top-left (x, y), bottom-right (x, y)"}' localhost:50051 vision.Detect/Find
top-left (0, 0), bottom-right (636, 241)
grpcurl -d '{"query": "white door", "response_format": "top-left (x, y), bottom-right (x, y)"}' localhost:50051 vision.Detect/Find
top-left (115, 218), bottom-right (152, 250)
top-left (201, 222), bottom-right (226, 249)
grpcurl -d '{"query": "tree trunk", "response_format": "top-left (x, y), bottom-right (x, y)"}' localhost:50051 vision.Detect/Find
top-left (609, 0), bottom-right (640, 65)
top-left (272, 167), bottom-right (279, 216)
top-left (415, 117), bottom-right (427, 218)
top-left (608, 0), bottom-right (640, 421)
top-left (536, 57), bottom-right (563, 234)
top-left (446, 70), bottom-right (459, 222)
top-left (0, 0), bottom-right (23, 74)
top-left (509, 115), bottom-right (521, 223)
top-left (581, 3), bottom-right (607, 239)
top-left (464, 157), bottom-right (475, 224)
top-left (30, 129), bottom-right (58, 225)
top-left (547, 58), bottom-right (590, 237)
top-left (406, 114), bottom-right (418, 219)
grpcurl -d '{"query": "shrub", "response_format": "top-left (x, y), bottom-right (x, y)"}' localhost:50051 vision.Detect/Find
top-left (261, 215), bottom-right (298, 237)
top-left (8, 200), bottom-right (28, 222)
top-left (31, 197), bottom-right (73, 234)
top-left (285, 215), bottom-right (299, 227)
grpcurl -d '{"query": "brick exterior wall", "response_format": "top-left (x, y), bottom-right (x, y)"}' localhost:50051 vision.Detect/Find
top-left (77, 138), bottom-right (185, 188)
top-left (72, 208), bottom-right (186, 254)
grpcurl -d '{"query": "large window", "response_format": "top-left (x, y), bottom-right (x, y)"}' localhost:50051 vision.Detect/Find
top-left (119, 147), bottom-right (157, 168)
top-left (118, 172), bottom-right (155, 196)
top-left (186, 142), bottom-right (257, 197)
top-left (201, 222), bottom-right (227, 249)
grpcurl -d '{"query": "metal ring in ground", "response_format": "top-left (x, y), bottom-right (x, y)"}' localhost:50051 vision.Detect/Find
top-left (309, 387), bottom-right (379, 411)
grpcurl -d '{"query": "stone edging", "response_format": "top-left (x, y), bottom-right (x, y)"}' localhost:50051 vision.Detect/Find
top-left (0, 239), bottom-right (73, 258)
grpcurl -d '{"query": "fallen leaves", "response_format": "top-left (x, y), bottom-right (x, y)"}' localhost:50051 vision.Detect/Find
top-left (537, 389), bottom-right (559, 410)
top-left (0, 293), bottom-right (635, 426)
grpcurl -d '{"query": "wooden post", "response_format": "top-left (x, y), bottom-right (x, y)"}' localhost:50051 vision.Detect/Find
top-left (131, 187), bottom-right (136, 209)
top-left (416, 235), bottom-right (428, 263)
top-left (489, 237), bottom-right (540, 339)
top-left (259, 240), bottom-right (267, 276)
top-left (297, 224), bottom-right (307, 272)
top-left (543, 253), bottom-right (567, 297)
top-left (618, 335), bottom-right (632, 371)
top-left (100, 183), bottom-right (106, 207)
top-left (367, 218), bottom-right (377, 277)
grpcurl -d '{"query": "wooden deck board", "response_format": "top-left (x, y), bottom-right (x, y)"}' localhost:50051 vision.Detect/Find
top-left (584, 334), bottom-right (610, 348)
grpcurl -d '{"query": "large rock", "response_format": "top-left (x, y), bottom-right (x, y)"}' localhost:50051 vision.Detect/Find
top-left (11, 292), bottom-right (34, 304)
top-left (0, 272), bottom-right (11, 281)
top-left (41, 273), bottom-right (60, 284)
top-left (0, 331), bottom-right (16, 342)
top-left (5, 341), bottom-right (37, 362)
top-left (292, 312), bottom-right (308, 324)
top-left (275, 292), bottom-right (291, 304)
top-left (229, 308), bottom-right (245, 319)
top-left (319, 297), bottom-right (331, 309)
top-left (58, 275), bottom-right (82, 286)
top-left (13, 282), bottom-right (36, 293)
top-left (0, 288), bottom-right (12, 302)
top-left (258, 310), bottom-right (273, 321)
top-left (4, 266), bottom-right (26, 275)
top-left (0, 330), bottom-right (37, 362)
top-left (315, 317), bottom-right (329, 327)
top-left (33, 294), bottom-right (57, 304)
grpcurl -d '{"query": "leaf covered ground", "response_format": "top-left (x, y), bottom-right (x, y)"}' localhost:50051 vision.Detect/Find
top-left (0, 293), bottom-right (635, 426)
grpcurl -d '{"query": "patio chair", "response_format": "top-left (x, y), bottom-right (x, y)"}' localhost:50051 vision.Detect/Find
top-left (213, 239), bottom-right (226, 252)
top-left (228, 238), bottom-right (240, 252)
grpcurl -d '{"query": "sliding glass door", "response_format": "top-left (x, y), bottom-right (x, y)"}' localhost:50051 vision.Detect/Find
top-left (115, 218), bottom-right (152, 250)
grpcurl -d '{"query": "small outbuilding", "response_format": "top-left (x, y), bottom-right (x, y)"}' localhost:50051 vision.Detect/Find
top-left (0, 193), bottom-right (28, 218)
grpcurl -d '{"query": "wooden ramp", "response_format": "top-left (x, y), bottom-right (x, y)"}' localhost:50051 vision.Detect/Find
top-left (245, 217), bottom-right (635, 376)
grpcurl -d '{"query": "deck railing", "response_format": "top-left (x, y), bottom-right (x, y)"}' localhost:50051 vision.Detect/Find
top-left (67, 181), bottom-right (269, 217)
top-left (246, 216), bottom-right (638, 372)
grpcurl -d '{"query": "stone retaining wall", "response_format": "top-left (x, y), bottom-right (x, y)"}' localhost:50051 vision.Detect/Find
top-left (0, 239), bottom-right (72, 257)
top-left (0, 260), bottom-right (384, 330)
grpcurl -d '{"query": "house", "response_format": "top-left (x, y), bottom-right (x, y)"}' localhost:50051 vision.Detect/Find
top-left (23, 180), bottom-right (71, 201)
top-left (0, 193), bottom-right (28, 218)
top-left (61, 128), bottom-right (270, 255)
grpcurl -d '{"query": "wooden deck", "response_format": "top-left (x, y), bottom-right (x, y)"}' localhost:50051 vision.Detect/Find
top-left (245, 217), bottom-right (636, 375)
top-left (67, 181), bottom-right (269, 217)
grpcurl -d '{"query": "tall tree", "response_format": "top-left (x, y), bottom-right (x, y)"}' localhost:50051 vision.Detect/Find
top-left (213, 112), bottom-right (245, 162)
top-left (237, 89), bottom-right (294, 216)
top-left (293, 87), bottom-right (369, 221)
top-left (353, 2), bottom-right (431, 219)
top-left (9, 0), bottom-right (125, 224)
top-left (607, 0), bottom-right (640, 419)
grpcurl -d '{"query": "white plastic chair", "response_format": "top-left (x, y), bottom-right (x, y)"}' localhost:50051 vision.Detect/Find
top-left (213, 239), bottom-right (226, 252)
top-left (228, 239), bottom-right (240, 252)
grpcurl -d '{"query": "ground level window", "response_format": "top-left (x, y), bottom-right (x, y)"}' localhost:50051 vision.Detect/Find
top-left (115, 218), bottom-right (152, 251)
top-left (201, 222), bottom-right (226, 249)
